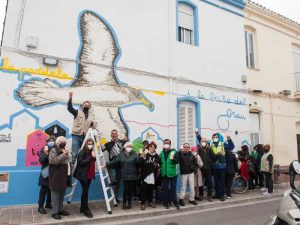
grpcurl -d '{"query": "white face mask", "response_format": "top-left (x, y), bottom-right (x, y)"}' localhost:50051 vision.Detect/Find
top-left (87, 145), bottom-right (93, 150)
top-left (164, 144), bottom-right (170, 149)
top-left (201, 142), bottom-right (207, 147)
top-left (125, 147), bottom-right (132, 153)
top-left (213, 138), bottom-right (219, 142)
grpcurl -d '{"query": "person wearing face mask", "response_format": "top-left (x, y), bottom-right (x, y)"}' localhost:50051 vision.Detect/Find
top-left (159, 139), bottom-right (180, 210)
top-left (210, 133), bottom-right (235, 201)
top-left (106, 142), bottom-right (140, 210)
top-left (196, 134), bottom-right (214, 202)
top-left (67, 92), bottom-right (96, 163)
top-left (73, 139), bottom-right (96, 218)
top-left (260, 145), bottom-right (273, 196)
top-left (49, 136), bottom-right (71, 220)
top-left (37, 135), bottom-right (56, 214)
top-left (178, 143), bottom-right (198, 206)
top-left (103, 129), bottom-right (127, 203)
top-left (140, 141), bottom-right (160, 210)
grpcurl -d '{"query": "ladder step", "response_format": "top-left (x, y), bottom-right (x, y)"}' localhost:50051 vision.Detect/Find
top-left (108, 196), bottom-right (114, 202)
top-left (103, 175), bottom-right (109, 179)
top-left (105, 187), bottom-right (110, 191)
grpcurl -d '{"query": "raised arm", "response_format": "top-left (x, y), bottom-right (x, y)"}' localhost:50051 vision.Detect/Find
top-left (67, 92), bottom-right (78, 118)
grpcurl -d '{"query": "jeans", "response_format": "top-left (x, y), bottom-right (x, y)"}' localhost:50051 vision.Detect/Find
top-left (179, 173), bottom-right (195, 201)
top-left (108, 166), bottom-right (121, 199)
top-left (263, 172), bottom-right (273, 193)
top-left (225, 174), bottom-right (235, 197)
top-left (38, 185), bottom-right (51, 208)
top-left (141, 181), bottom-right (154, 204)
top-left (71, 134), bottom-right (84, 163)
top-left (201, 169), bottom-right (212, 197)
top-left (162, 176), bottom-right (178, 204)
top-left (123, 180), bottom-right (135, 201)
top-left (79, 180), bottom-right (91, 212)
top-left (212, 168), bottom-right (226, 197)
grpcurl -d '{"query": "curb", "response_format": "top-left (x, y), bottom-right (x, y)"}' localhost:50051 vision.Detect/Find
top-left (39, 192), bottom-right (283, 225)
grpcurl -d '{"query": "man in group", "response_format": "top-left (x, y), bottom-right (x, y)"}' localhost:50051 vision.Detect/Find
top-left (196, 133), bottom-right (213, 202)
top-left (160, 139), bottom-right (180, 210)
top-left (178, 143), bottom-right (198, 206)
top-left (67, 92), bottom-right (96, 163)
top-left (103, 129), bottom-right (126, 203)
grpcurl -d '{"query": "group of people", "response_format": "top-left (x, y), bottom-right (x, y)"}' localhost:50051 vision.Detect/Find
top-left (36, 94), bottom-right (274, 220)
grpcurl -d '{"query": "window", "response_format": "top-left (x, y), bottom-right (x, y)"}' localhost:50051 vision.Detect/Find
top-left (178, 101), bottom-right (196, 147)
top-left (177, 1), bottom-right (198, 46)
top-left (249, 112), bottom-right (260, 147)
top-left (245, 30), bottom-right (255, 68)
top-left (292, 45), bottom-right (300, 91)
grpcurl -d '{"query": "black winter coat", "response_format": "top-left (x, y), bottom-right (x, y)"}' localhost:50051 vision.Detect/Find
top-left (178, 151), bottom-right (198, 175)
top-left (107, 151), bottom-right (140, 180)
top-left (104, 140), bottom-right (126, 161)
top-left (225, 151), bottom-right (238, 175)
top-left (197, 145), bottom-right (213, 171)
top-left (38, 147), bottom-right (50, 186)
top-left (73, 150), bottom-right (95, 183)
top-left (140, 153), bottom-right (160, 180)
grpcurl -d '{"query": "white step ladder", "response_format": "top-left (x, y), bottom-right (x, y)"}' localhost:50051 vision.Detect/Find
top-left (65, 128), bottom-right (117, 214)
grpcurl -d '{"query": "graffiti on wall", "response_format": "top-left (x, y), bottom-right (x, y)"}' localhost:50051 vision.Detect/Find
top-left (0, 57), bottom-right (73, 81)
top-left (0, 133), bottom-right (11, 143)
top-left (14, 10), bottom-right (154, 141)
top-left (217, 108), bottom-right (246, 131)
top-left (25, 130), bottom-right (48, 166)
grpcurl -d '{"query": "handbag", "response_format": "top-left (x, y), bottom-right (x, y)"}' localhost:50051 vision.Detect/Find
top-left (41, 166), bottom-right (49, 178)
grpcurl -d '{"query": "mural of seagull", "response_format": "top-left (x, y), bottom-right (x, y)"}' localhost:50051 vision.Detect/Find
top-left (16, 10), bottom-right (154, 139)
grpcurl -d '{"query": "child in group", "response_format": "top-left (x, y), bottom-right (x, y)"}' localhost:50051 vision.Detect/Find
top-left (246, 155), bottom-right (256, 190)
top-left (191, 146), bottom-right (204, 201)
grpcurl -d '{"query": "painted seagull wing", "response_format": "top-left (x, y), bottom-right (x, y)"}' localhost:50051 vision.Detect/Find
top-left (93, 105), bottom-right (127, 140)
top-left (16, 78), bottom-right (68, 107)
top-left (72, 11), bottom-right (120, 87)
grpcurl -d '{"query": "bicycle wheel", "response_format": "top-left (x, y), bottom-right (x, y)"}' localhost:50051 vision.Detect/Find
top-left (232, 175), bottom-right (248, 194)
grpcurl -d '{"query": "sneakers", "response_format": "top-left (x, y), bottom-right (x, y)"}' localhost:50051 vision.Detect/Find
top-left (226, 196), bottom-right (232, 199)
top-left (262, 192), bottom-right (273, 197)
top-left (38, 208), bottom-right (46, 214)
top-left (260, 187), bottom-right (267, 192)
top-left (178, 199), bottom-right (185, 206)
top-left (189, 200), bottom-right (198, 205)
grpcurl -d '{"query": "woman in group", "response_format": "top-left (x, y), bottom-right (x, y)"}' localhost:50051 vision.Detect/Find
top-left (140, 141), bottom-right (160, 210)
top-left (49, 136), bottom-right (71, 220)
top-left (73, 138), bottom-right (96, 218)
top-left (260, 144), bottom-right (274, 196)
top-left (107, 142), bottom-right (140, 210)
top-left (37, 135), bottom-right (56, 214)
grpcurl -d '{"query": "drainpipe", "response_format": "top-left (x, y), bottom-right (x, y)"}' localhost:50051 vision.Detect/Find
top-left (14, 0), bottom-right (27, 51)
top-left (269, 93), bottom-right (276, 161)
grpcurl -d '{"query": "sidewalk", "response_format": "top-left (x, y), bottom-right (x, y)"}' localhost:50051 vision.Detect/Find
top-left (0, 183), bottom-right (291, 225)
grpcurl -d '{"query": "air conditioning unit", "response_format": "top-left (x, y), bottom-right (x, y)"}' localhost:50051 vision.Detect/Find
top-left (280, 90), bottom-right (291, 95)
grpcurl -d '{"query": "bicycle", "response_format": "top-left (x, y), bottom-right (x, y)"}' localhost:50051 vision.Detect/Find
top-left (232, 174), bottom-right (248, 194)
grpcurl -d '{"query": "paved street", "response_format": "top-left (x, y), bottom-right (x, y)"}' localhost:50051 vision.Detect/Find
top-left (101, 198), bottom-right (280, 225)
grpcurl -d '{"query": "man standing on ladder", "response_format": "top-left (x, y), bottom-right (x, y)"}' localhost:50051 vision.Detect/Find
top-left (103, 129), bottom-right (126, 203)
top-left (67, 92), bottom-right (96, 163)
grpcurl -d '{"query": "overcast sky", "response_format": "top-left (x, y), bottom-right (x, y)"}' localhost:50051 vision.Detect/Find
top-left (0, 0), bottom-right (299, 43)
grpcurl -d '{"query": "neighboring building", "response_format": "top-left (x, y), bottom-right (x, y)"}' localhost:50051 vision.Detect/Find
top-left (0, 0), bottom-right (248, 205)
top-left (244, 1), bottom-right (300, 166)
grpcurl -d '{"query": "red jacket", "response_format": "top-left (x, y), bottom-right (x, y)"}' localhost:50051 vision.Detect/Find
top-left (240, 162), bottom-right (249, 180)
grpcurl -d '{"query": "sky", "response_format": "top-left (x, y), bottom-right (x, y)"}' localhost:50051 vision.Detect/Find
top-left (0, 0), bottom-right (299, 42)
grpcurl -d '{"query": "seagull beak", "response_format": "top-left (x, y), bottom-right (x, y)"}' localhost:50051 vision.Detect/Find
top-left (140, 97), bottom-right (154, 111)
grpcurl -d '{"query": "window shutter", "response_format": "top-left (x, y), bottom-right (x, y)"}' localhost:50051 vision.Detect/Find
top-left (293, 51), bottom-right (300, 73)
top-left (178, 3), bottom-right (194, 30)
top-left (178, 101), bottom-right (196, 147)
